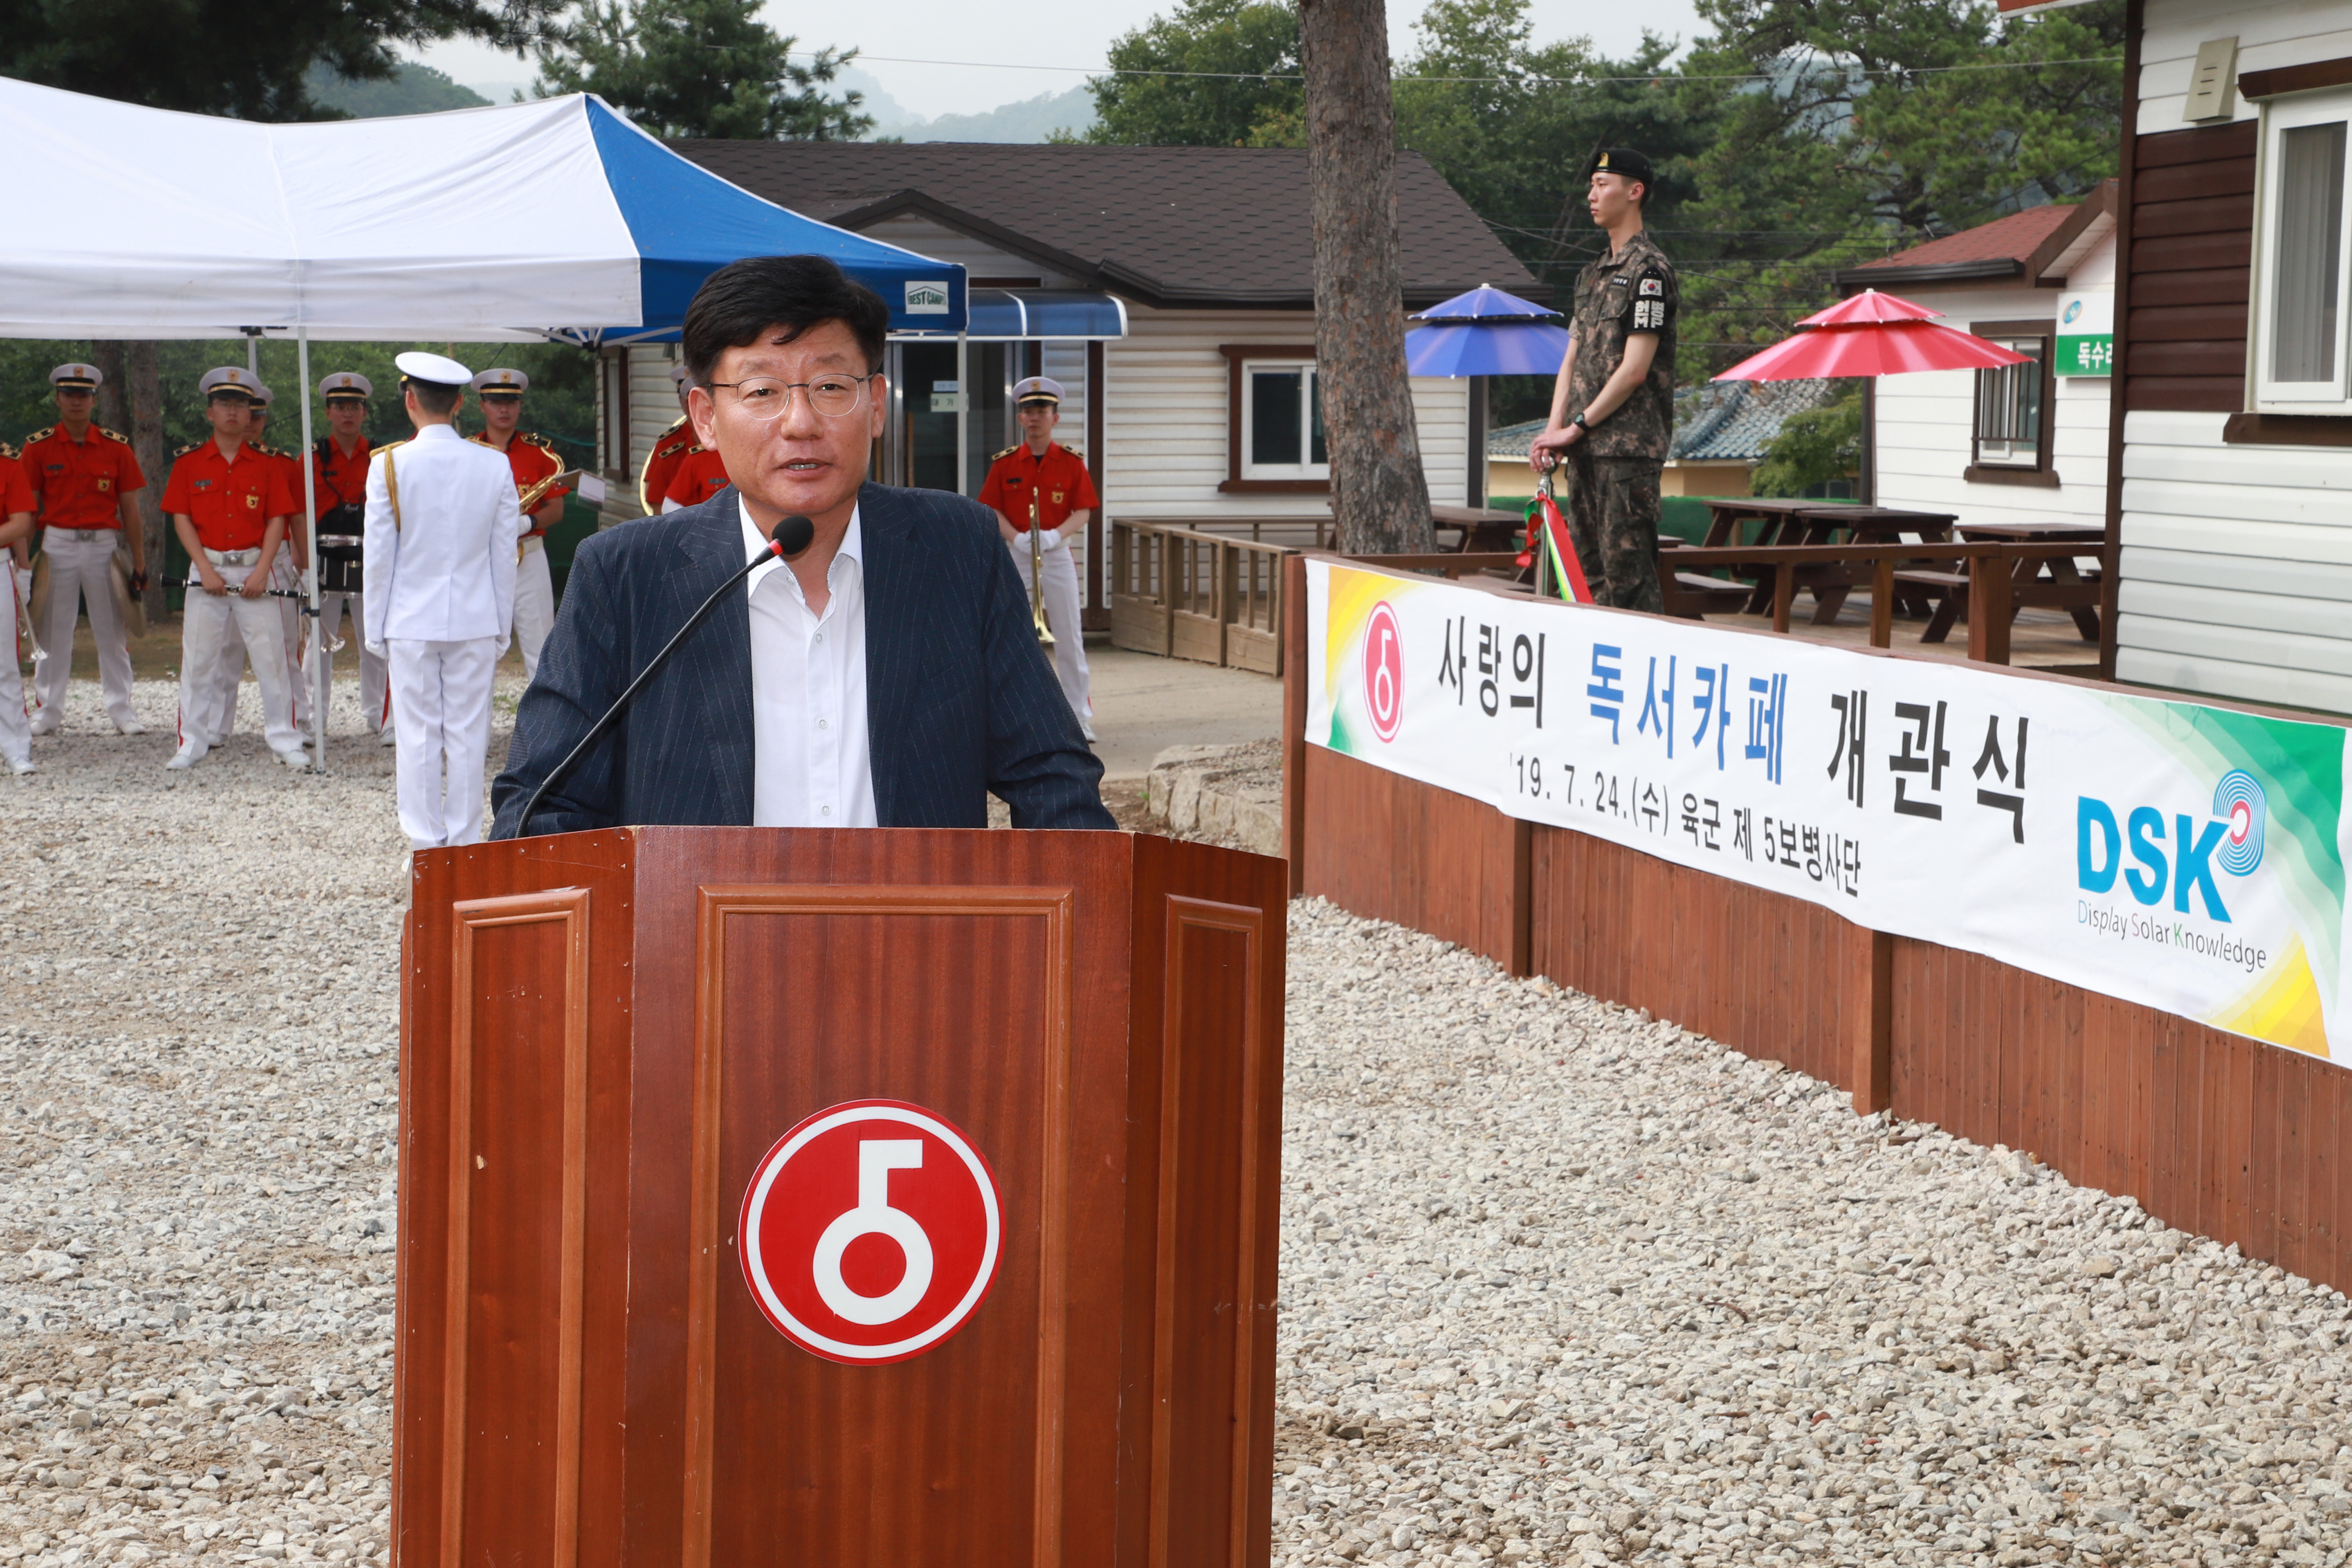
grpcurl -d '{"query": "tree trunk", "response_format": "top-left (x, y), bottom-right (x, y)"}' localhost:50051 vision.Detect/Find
top-left (87, 342), bottom-right (168, 607)
top-left (126, 341), bottom-right (168, 612)
top-left (1299, 0), bottom-right (1431, 556)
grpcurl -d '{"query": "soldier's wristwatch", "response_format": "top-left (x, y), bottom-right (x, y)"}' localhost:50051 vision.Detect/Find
top-left (1571, 411), bottom-right (1592, 430)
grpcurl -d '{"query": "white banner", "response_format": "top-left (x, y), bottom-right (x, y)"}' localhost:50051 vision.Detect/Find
top-left (1306, 560), bottom-right (2352, 1062)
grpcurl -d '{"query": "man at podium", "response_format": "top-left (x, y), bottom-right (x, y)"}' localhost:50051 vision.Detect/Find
top-left (490, 256), bottom-right (1113, 836)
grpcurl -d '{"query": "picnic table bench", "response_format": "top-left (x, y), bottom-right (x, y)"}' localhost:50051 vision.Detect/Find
top-left (1894, 521), bottom-right (2105, 645)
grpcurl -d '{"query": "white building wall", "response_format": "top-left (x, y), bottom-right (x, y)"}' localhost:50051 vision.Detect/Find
top-left (2113, 0), bottom-right (2352, 714)
top-left (2115, 411), bottom-right (2352, 712)
top-left (2139, 0), bottom-right (2351, 132)
top-left (1103, 303), bottom-right (1470, 524)
top-left (1870, 267), bottom-right (2112, 532)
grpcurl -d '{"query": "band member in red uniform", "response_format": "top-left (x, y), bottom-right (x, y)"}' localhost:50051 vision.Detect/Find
top-left (977, 376), bottom-right (1097, 739)
top-left (468, 368), bottom-right (569, 681)
top-left (21, 361), bottom-right (148, 735)
top-left (309, 372), bottom-right (389, 737)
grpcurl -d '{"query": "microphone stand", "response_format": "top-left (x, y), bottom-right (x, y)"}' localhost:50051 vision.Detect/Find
top-left (513, 513), bottom-right (814, 838)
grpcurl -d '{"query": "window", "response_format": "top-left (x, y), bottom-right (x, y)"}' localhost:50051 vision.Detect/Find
top-left (1963, 323), bottom-right (2057, 485)
top-left (1975, 342), bottom-right (2046, 465)
top-left (2254, 90), bottom-right (2352, 410)
top-left (1219, 345), bottom-right (1330, 491)
top-left (1242, 360), bottom-right (1328, 478)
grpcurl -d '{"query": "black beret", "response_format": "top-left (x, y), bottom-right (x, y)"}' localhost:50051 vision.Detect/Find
top-left (1588, 147), bottom-right (1655, 187)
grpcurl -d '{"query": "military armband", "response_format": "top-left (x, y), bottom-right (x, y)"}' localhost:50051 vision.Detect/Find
top-left (1626, 271), bottom-right (1672, 334)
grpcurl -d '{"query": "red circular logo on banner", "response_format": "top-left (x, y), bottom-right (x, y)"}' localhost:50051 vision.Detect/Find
top-left (737, 1099), bottom-right (1003, 1365)
top-left (1364, 600), bottom-right (1404, 743)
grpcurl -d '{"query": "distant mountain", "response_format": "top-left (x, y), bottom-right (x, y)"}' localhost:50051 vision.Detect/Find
top-left (308, 63), bottom-right (491, 118)
top-left (837, 67), bottom-right (1096, 144)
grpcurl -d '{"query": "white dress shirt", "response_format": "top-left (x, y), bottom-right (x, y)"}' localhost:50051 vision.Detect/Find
top-left (744, 499), bottom-right (878, 828)
top-left (361, 423), bottom-right (524, 649)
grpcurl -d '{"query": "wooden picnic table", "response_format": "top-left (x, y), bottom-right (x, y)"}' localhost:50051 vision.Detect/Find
top-left (1693, 501), bottom-right (1958, 622)
top-left (1902, 521), bottom-right (2106, 643)
top-left (1433, 504), bottom-right (1526, 554)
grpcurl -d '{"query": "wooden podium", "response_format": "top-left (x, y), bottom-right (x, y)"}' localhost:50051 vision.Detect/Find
top-left (395, 828), bottom-right (1285, 1568)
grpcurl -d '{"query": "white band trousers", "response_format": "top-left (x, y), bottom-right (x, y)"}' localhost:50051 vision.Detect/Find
top-left (175, 561), bottom-right (303, 763)
top-left (514, 540), bottom-right (554, 682)
top-left (389, 636), bottom-right (498, 850)
top-left (1006, 537), bottom-right (1090, 722)
top-left (32, 528), bottom-right (137, 730)
top-left (320, 590), bottom-right (390, 732)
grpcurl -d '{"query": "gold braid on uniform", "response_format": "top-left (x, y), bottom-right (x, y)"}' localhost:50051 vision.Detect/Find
top-left (0, 441), bottom-right (15, 462)
top-left (172, 442), bottom-right (202, 459)
top-left (991, 444), bottom-right (1020, 462)
top-left (99, 427), bottom-right (131, 445)
top-left (23, 427), bottom-right (53, 445)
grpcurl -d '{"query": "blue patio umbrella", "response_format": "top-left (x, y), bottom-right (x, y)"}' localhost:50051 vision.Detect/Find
top-left (1404, 285), bottom-right (1570, 377)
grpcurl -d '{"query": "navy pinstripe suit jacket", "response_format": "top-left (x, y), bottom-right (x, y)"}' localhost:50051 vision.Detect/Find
top-left (487, 482), bottom-right (1114, 838)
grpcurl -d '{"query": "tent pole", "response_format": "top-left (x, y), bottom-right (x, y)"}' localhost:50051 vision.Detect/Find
top-left (297, 329), bottom-right (326, 775)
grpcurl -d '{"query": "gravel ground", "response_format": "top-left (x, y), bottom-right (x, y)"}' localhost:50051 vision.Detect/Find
top-left (0, 675), bottom-right (515, 1568)
top-left (7, 677), bottom-right (2352, 1568)
top-left (1277, 901), bottom-right (2352, 1568)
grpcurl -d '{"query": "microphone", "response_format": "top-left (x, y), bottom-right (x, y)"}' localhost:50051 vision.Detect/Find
top-left (513, 513), bottom-right (816, 837)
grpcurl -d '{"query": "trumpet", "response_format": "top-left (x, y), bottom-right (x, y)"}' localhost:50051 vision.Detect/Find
top-left (517, 468), bottom-right (582, 515)
top-left (1028, 488), bottom-right (1055, 648)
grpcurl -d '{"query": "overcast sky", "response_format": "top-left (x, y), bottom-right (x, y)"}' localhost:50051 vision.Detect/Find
top-left (409, 0), bottom-right (1707, 120)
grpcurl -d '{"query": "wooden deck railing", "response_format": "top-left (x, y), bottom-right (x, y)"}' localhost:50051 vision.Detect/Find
top-left (1109, 520), bottom-right (1308, 675)
top-left (1110, 518), bottom-right (1527, 677)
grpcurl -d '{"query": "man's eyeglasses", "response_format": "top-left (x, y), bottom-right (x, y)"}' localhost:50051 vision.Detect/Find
top-left (705, 372), bottom-right (875, 422)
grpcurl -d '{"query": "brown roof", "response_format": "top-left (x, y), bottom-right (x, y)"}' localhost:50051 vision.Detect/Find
top-left (1838, 184), bottom-right (2116, 293)
top-left (668, 141), bottom-right (1542, 311)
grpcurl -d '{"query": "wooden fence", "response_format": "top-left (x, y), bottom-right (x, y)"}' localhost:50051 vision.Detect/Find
top-left (1109, 519), bottom-right (1297, 675)
top-left (1279, 553), bottom-right (2352, 1296)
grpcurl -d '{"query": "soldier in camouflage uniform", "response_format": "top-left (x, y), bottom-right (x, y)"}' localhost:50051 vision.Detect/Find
top-left (1529, 147), bottom-right (1678, 613)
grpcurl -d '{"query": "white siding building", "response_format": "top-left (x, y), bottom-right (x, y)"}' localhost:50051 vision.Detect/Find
top-left (597, 142), bottom-right (1531, 619)
top-left (1843, 190), bottom-right (2118, 534)
top-left (2010, 0), bottom-right (2352, 713)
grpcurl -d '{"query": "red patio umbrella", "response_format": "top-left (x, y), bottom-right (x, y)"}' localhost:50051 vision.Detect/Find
top-left (1713, 288), bottom-right (2030, 381)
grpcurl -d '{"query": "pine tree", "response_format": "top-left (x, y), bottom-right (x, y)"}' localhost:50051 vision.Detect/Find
top-left (533, 0), bottom-right (870, 140)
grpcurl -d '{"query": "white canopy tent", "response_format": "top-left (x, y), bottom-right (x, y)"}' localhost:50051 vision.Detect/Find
top-left (0, 76), bottom-right (968, 768)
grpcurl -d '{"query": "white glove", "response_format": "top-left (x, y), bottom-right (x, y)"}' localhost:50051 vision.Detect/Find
top-left (364, 641), bottom-right (388, 660)
top-left (1041, 527), bottom-right (1068, 552)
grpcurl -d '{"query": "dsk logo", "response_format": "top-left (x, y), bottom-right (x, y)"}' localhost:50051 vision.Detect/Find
top-left (2076, 769), bottom-right (2266, 922)
top-left (1364, 600), bottom-right (1404, 743)
top-left (737, 1099), bottom-right (1002, 1365)
top-left (904, 281), bottom-right (950, 315)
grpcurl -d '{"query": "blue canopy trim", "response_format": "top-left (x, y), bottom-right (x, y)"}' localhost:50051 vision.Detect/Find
top-left (953, 289), bottom-right (1129, 341)
top-left (582, 100), bottom-right (966, 341)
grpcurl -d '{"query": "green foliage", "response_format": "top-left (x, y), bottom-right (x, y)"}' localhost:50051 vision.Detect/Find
top-left (1085, 0), bottom-right (1301, 147)
top-left (1394, 2), bottom-right (1717, 296)
top-left (1671, 0), bottom-right (2124, 378)
top-left (0, 0), bottom-right (559, 121)
top-left (0, 338), bottom-right (597, 469)
top-left (306, 61), bottom-right (490, 118)
top-left (533, 0), bottom-right (870, 139)
top-left (1750, 385), bottom-right (1862, 497)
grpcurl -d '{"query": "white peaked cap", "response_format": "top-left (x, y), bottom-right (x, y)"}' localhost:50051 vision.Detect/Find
top-left (395, 350), bottom-right (473, 387)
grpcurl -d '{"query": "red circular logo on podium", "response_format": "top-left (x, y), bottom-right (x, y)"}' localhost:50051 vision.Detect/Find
top-left (737, 1099), bottom-right (1003, 1364)
top-left (1364, 600), bottom-right (1404, 742)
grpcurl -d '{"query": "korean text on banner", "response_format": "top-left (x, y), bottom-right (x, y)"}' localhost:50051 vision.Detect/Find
top-left (1305, 560), bottom-right (2352, 1061)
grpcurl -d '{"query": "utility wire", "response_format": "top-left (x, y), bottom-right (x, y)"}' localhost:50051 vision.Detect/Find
top-left (801, 50), bottom-right (2121, 86)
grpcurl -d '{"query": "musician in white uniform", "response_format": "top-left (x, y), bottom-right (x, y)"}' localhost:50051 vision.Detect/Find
top-left (364, 352), bottom-right (524, 849)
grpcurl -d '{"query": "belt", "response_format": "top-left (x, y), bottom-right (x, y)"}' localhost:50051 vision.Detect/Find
top-left (202, 548), bottom-right (261, 566)
top-left (319, 534), bottom-right (363, 548)
top-left (44, 526), bottom-right (119, 540)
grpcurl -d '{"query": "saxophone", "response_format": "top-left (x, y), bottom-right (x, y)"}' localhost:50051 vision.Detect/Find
top-left (1029, 486), bottom-right (1055, 648)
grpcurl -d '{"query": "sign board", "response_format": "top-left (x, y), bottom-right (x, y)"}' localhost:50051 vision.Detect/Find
top-left (2056, 289), bottom-right (2114, 377)
top-left (738, 1099), bottom-right (1003, 1365)
top-left (1307, 560), bottom-right (2352, 1062)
